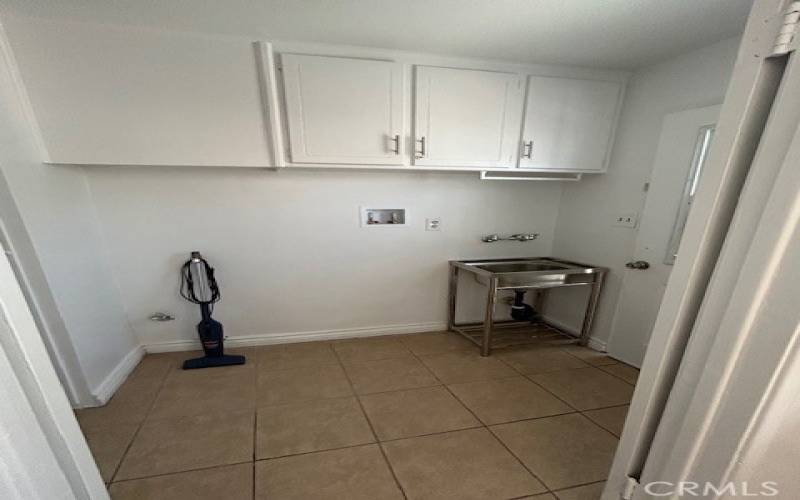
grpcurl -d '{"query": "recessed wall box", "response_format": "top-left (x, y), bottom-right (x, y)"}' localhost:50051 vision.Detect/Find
top-left (360, 207), bottom-right (407, 227)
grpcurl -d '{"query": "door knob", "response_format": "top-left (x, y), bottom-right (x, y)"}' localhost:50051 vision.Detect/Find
top-left (625, 260), bottom-right (650, 270)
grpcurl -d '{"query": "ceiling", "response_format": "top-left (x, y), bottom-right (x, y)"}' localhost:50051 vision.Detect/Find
top-left (0, 0), bottom-right (753, 69)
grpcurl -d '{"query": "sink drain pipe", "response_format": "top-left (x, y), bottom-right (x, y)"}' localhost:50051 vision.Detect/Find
top-left (510, 290), bottom-right (535, 321)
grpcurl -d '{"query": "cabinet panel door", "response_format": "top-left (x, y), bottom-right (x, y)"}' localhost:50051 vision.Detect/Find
top-left (282, 54), bottom-right (404, 165)
top-left (520, 76), bottom-right (621, 171)
top-left (414, 66), bottom-right (522, 168)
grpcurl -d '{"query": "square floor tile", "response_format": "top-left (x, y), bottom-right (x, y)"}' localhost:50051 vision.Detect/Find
top-left (498, 346), bottom-right (589, 375)
top-left (255, 444), bottom-right (403, 500)
top-left (560, 345), bottom-right (617, 366)
top-left (529, 367), bottom-right (634, 410)
top-left (127, 354), bottom-right (173, 382)
top-left (400, 332), bottom-right (473, 355)
top-left (383, 427), bottom-right (545, 499)
top-left (256, 397), bottom-right (374, 459)
top-left (116, 410), bottom-right (254, 480)
top-left (344, 354), bottom-right (439, 394)
top-left (257, 342), bottom-right (339, 371)
top-left (149, 365), bottom-right (256, 419)
top-left (448, 377), bottom-right (573, 425)
top-left (584, 405), bottom-right (629, 437)
top-left (81, 422), bottom-right (139, 482)
top-left (360, 386), bottom-right (479, 440)
top-left (554, 481), bottom-right (606, 500)
top-left (257, 364), bottom-right (353, 406)
top-left (75, 377), bottom-right (161, 428)
top-left (492, 414), bottom-right (618, 490)
top-left (333, 336), bottom-right (410, 363)
top-left (109, 463), bottom-right (253, 500)
top-left (519, 495), bottom-right (557, 500)
top-left (599, 363), bottom-right (639, 385)
top-left (417, 350), bottom-right (517, 384)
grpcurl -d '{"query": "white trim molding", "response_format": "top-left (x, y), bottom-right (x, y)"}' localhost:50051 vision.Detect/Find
top-left (143, 321), bottom-right (448, 353)
top-left (90, 345), bottom-right (144, 406)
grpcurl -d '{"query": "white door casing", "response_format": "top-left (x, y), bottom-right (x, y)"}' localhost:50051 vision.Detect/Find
top-left (607, 105), bottom-right (720, 367)
top-left (519, 76), bottom-right (622, 172)
top-left (413, 65), bottom-right (523, 168)
top-left (281, 54), bottom-right (404, 165)
top-left (0, 240), bottom-right (108, 499)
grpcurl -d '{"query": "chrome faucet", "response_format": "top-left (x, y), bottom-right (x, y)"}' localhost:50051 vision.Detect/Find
top-left (481, 233), bottom-right (539, 243)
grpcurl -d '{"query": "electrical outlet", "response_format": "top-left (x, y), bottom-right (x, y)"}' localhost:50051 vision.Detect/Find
top-left (613, 212), bottom-right (638, 228)
top-left (426, 217), bottom-right (442, 231)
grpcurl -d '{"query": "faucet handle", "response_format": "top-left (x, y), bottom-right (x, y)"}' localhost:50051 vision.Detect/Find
top-left (481, 234), bottom-right (500, 242)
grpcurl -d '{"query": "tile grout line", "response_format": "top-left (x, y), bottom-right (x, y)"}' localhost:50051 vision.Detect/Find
top-left (402, 340), bottom-right (555, 497)
top-left (595, 363), bottom-right (639, 386)
top-left (498, 351), bottom-right (627, 442)
top-left (331, 343), bottom-right (409, 500)
top-left (489, 347), bottom-right (627, 471)
top-left (551, 478), bottom-right (607, 495)
top-left (108, 357), bottom-right (174, 484)
top-left (252, 350), bottom-right (259, 500)
top-left (109, 460), bottom-right (255, 484)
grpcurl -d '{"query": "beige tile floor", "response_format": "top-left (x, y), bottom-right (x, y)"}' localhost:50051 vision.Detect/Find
top-left (75, 332), bottom-right (639, 500)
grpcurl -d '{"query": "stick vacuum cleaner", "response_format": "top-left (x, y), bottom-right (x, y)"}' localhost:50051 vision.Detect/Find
top-left (180, 251), bottom-right (245, 370)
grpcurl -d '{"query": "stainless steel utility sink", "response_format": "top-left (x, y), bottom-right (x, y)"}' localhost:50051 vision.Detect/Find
top-left (448, 257), bottom-right (608, 355)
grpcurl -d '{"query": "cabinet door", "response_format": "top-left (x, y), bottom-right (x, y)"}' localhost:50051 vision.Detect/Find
top-left (281, 54), bottom-right (404, 165)
top-left (520, 76), bottom-right (621, 171)
top-left (413, 66), bottom-right (522, 168)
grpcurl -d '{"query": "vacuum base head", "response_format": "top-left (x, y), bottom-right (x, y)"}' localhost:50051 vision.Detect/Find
top-left (182, 354), bottom-right (246, 370)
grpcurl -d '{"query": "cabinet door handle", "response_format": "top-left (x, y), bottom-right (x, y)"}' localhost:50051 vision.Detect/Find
top-left (416, 136), bottom-right (426, 159)
top-left (390, 134), bottom-right (400, 154)
top-left (522, 140), bottom-right (533, 159)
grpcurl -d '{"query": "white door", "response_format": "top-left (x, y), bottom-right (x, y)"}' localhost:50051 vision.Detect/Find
top-left (519, 76), bottom-right (621, 171)
top-left (413, 66), bottom-right (522, 168)
top-left (281, 54), bottom-right (404, 165)
top-left (607, 105), bottom-right (720, 366)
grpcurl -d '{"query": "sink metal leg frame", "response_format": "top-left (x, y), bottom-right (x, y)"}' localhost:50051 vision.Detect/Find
top-left (447, 264), bottom-right (459, 331)
top-left (481, 277), bottom-right (499, 356)
top-left (578, 270), bottom-right (606, 346)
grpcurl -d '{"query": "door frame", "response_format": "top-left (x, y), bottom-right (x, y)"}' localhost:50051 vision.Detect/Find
top-left (603, 0), bottom-right (800, 497)
top-left (0, 239), bottom-right (108, 499)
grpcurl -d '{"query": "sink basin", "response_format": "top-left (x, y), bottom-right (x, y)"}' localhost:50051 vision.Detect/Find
top-left (476, 262), bottom-right (569, 273)
top-left (454, 258), bottom-right (600, 289)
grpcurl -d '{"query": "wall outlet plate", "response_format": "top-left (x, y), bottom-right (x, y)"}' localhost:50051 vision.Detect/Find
top-left (426, 217), bottom-right (441, 231)
top-left (613, 212), bottom-right (638, 228)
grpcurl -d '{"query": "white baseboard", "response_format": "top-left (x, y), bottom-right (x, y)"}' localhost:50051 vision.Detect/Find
top-left (91, 345), bottom-right (144, 405)
top-left (143, 321), bottom-right (448, 354)
top-left (541, 315), bottom-right (607, 352)
top-left (586, 337), bottom-right (608, 352)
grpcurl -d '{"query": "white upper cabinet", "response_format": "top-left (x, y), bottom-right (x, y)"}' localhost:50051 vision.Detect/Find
top-left (413, 66), bottom-right (523, 168)
top-left (519, 76), bottom-right (622, 171)
top-left (281, 54), bottom-right (404, 165)
top-left (6, 19), bottom-right (273, 167)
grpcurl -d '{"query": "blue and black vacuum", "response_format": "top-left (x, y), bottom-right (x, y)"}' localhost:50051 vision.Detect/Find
top-left (180, 251), bottom-right (245, 369)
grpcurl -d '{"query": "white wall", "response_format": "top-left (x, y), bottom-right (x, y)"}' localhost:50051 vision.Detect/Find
top-left (548, 37), bottom-right (741, 347)
top-left (0, 12), bottom-right (741, 382)
top-left (0, 14), bottom-right (568, 349)
top-left (0, 21), bottom-right (138, 403)
top-left (85, 166), bottom-right (562, 347)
